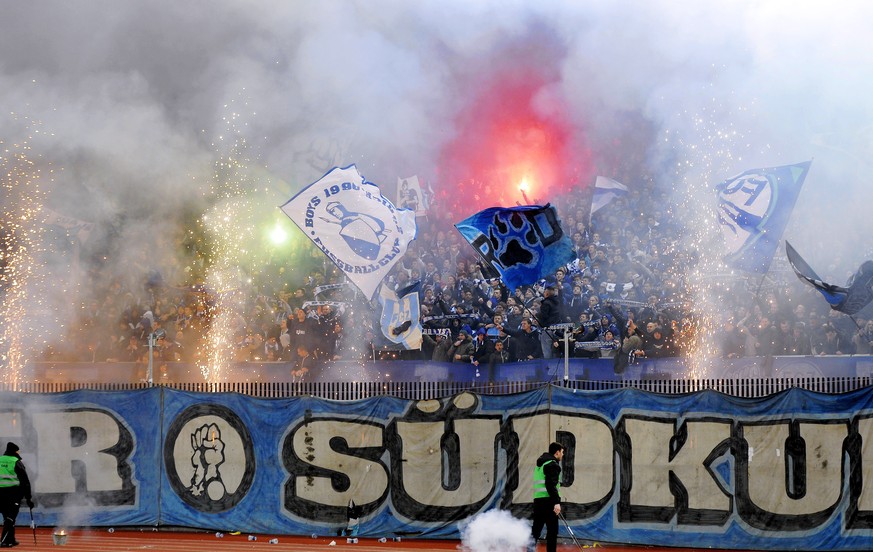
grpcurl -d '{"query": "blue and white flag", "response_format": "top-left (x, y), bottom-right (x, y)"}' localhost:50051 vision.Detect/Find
top-left (378, 281), bottom-right (423, 350)
top-left (716, 161), bottom-right (811, 273)
top-left (787, 242), bottom-right (873, 315)
top-left (590, 176), bottom-right (629, 219)
top-left (281, 165), bottom-right (417, 300)
top-left (455, 204), bottom-right (576, 292)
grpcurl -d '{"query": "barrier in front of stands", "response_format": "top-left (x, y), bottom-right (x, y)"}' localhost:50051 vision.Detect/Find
top-left (4, 384), bottom-right (873, 550)
top-left (12, 355), bottom-right (873, 399)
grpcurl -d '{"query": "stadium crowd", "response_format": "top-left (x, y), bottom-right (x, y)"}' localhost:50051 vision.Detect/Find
top-left (45, 176), bottom-right (873, 374)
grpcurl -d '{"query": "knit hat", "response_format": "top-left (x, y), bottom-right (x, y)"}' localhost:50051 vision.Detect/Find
top-left (4, 442), bottom-right (19, 455)
top-left (622, 335), bottom-right (642, 353)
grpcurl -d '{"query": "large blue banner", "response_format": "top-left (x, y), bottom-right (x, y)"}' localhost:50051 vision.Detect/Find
top-left (7, 384), bottom-right (873, 549)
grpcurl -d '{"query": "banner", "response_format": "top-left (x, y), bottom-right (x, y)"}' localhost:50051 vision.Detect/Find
top-left (455, 204), bottom-right (576, 292)
top-left (716, 161), bottom-right (811, 273)
top-left (7, 383), bottom-right (873, 550)
top-left (396, 175), bottom-right (428, 217)
top-left (378, 282), bottom-right (423, 350)
top-left (281, 165), bottom-right (417, 300)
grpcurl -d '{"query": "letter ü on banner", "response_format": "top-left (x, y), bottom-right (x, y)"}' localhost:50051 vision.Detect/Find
top-left (281, 165), bottom-right (418, 300)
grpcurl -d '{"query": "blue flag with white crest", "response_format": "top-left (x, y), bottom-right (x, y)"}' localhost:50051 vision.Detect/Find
top-left (455, 204), bottom-right (576, 292)
top-left (716, 161), bottom-right (810, 273)
top-left (378, 281), bottom-right (423, 350)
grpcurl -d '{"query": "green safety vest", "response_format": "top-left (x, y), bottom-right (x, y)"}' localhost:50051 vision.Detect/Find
top-left (0, 455), bottom-right (20, 488)
top-left (533, 459), bottom-right (561, 499)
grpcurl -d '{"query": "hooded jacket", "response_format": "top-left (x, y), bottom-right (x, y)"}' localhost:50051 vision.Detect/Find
top-left (533, 451), bottom-right (562, 506)
top-left (0, 442), bottom-right (32, 502)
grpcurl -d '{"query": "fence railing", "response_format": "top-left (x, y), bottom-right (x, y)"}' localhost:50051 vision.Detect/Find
top-left (4, 375), bottom-right (872, 399)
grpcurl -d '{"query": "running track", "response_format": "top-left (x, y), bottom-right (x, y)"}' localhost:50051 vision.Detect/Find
top-left (11, 527), bottom-right (760, 551)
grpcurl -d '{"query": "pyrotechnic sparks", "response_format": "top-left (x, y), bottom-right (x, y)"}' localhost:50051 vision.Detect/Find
top-left (195, 94), bottom-right (269, 383)
top-left (661, 96), bottom-right (754, 377)
top-left (0, 118), bottom-right (47, 388)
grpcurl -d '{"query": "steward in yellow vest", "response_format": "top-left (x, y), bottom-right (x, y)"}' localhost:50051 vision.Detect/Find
top-left (531, 442), bottom-right (564, 552)
top-left (0, 442), bottom-right (34, 548)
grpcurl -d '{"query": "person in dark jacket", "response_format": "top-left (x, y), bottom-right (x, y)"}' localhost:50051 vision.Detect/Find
top-left (0, 442), bottom-right (34, 547)
top-left (504, 319), bottom-right (543, 361)
top-left (422, 332), bottom-right (453, 362)
top-left (531, 442), bottom-right (564, 552)
top-left (536, 285), bottom-right (564, 359)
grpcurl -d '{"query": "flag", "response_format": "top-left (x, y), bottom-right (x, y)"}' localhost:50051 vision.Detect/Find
top-left (589, 176), bottom-right (629, 219)
top-left (378, 281), bottom-right (423, 350)
top-left (42, 207), bottom-right (94, 243)
top-left (455, 204), bottom-right (576, 292)
top-left (281, 165), bottom-right (417, 301)
top-left (716, 161), bottom-right (811, 273)
top-left (397, 175), bottom-right (428, 217)
top-left (787, 242), bottom-right (873, 315)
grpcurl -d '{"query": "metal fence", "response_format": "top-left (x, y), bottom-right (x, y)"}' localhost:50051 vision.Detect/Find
top-left (4, 375), bottom-right (872, 399)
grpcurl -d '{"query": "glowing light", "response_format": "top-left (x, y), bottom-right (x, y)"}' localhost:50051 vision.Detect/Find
top-left (437, 72), bottom-right (590, 216)
top-left (269, 223), bottom-right (288, 245)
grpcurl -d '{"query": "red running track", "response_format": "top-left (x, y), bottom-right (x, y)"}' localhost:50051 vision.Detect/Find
top-left (9, 527), bottom-right (762, 552)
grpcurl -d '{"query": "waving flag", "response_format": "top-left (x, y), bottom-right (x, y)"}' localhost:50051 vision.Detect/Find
top-left (281, 165), bottom-right (417, 300)
top-left (787, 242), bottom-right (873, 315)
top-left (716, 161), bottom-right (811, 273)
top-left (42, 207), bottom-right (95, 243)
top-left (378, 281), bottom-right (423, 350)
top-left (455, 204), bottom-right (576, 292)
top-left (589, 176), bottom-right (629, 219)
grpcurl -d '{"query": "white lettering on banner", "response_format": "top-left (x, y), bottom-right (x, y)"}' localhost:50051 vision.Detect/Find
top-left (288, 420), bottom-right (388, 510)
top-left (856, 417), bottom-right (873, 513)
top-left (621, 418), bottom-right (732, 523)
top-left (511, 413), bottom-right (614, 507)
top-left (396, 418), bottom-right (499, 507)
top-left (31, 410), bottom-right (131, 493)
top-left (280, 406), bottom-right (864, 531)
top-left (741, 421), bottom-right (844, 516)
top-left (0, 412), bottom-right (23, 442)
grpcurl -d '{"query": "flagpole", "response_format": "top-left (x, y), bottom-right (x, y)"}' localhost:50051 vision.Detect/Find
top-left (563, 330), bottom-right (570, 384)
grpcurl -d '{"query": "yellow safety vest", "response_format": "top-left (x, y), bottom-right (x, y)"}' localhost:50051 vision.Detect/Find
top-left (533, 459), bottom-right (561, 499)
top-left (0, 455), bottom-right (20, 488)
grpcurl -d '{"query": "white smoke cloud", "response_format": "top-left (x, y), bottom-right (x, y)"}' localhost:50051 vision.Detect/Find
top-left (459, 509), bottom-right (532, 552)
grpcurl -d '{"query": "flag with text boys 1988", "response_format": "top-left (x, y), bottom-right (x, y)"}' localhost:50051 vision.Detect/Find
top-left (716, 161), bottom-right (811, 273)
top-left (281, 165), bottom-right (417, 301)
top-left (455, 204), bottom-right (576, 292)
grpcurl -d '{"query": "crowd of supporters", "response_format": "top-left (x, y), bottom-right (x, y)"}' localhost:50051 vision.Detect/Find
top-left (45, 177), bottom-right (873, 374)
